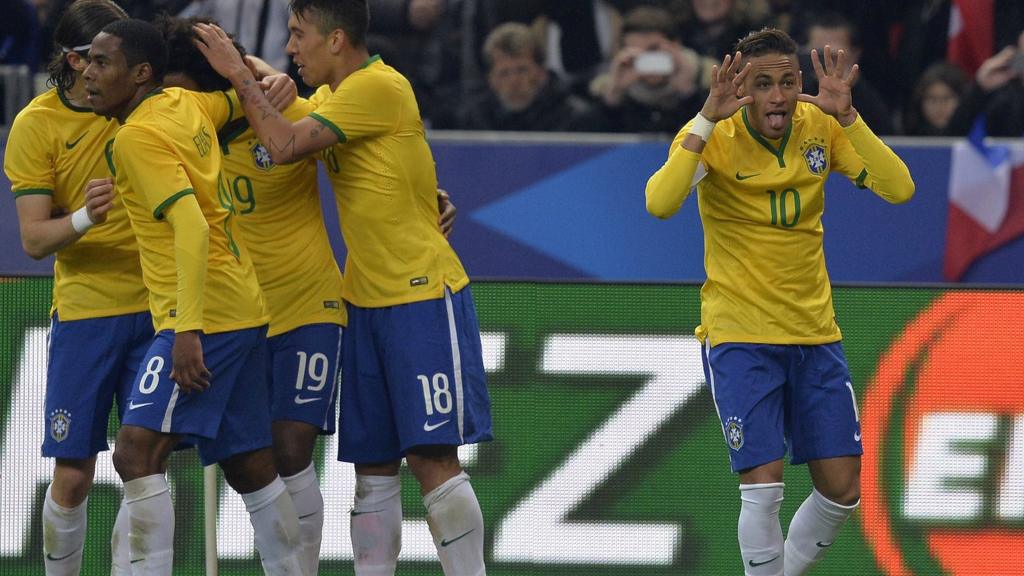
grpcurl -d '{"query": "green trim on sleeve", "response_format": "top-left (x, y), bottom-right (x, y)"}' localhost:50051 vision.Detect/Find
top-left (309, 112), bottom-right (347, 143)
top-left (223, 91), bottom-right (235, 123)
top-left (153, 188), bottom-right (195, 220)
top-left (13, 188), bottom-right (54, 197)
top-left (855, 168), bottom-right (868, 189)
top-left (104, 139), bottom-right (116, 176)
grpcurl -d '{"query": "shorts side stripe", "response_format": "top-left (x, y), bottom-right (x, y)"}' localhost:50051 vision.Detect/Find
top-left (161, 384), bottom-right (180, 433)
top-left (444, 289), bottom-right (465, 442)
top-left (324, 326), bottom-right (343, 430)
top-left (703, 340), bottom-right (729, 446)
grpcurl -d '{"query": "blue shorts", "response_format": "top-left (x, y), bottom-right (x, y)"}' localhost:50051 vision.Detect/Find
top-left (121, 326), bottom-right (272, 466)
top-left (267, 323), bottom-right (342, 432)
top-left (701, 341), bottom-right (863, 472)
top-left (43, 311), bottom-right (153, 459)
top-left (339, 287), bottom-right (493, 463)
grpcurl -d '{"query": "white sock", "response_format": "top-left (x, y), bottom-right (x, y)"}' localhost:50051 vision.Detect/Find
top-left (738, 482), bottom-right (785, 576)
top-left (123, 474), bottom-right (174, 576)
top-left (42, 484), bottom-right (87, 576)
top-left (110, 498), bottom-right (131, 576)
top-left (423, 472), bottom-right (486, 576)
top-left (351, 474), bottom-right (402, 576)
top-left (282, 463), bottom-right (323, 576)
top-left (784, 489), bottom-right (858, 576)
top-left (241, 476), bottom-right (303, 576)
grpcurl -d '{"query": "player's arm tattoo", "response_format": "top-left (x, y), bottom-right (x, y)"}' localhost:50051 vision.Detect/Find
top-left (234, 75), bottom-right (299, 161)
top-left (267, 134), bottom-right (297, 157)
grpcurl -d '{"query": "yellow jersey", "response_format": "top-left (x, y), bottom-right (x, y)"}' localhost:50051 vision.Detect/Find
top-left (648, 102), bottom-right (914, 345)
top-left (111, 88), bottom-right (268, 333)
top-left (308, 56), bottom-right (469, 308)
top-left (217, 98), bottom-right (345, 336)
top-left (4, 88), bottom-right (147, 320)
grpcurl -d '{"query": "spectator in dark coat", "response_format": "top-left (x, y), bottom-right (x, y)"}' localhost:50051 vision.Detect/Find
top-left (453, 22), bottom-right (604, 131)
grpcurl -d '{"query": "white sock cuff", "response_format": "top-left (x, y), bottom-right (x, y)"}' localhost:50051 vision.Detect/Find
top-left (44, 484), bottom-right (87, 517)
top-left (281, 462), bottom-right (318, 493)
top-left (354, 474), bottom-right (401, 506)
top-left (241, 476), bottom-right (287, 513)
top-left (811, 488), bottom-right (859, 519)
top-left (739, 482), bottom-right (785, 504)
top-left (422, 471), bottom-right (470, 510)
top-left (123, 474), bottom-right (169, 504)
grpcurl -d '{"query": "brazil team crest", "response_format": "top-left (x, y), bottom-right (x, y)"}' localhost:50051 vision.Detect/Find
top-left (725, 416), bottom-right (744, 450)
top-left (802, 142), bottom-right (828, 176)
top-left (49, 409), bottom-right (71, 442)
top-left (251, 142), bottom-right (274, 171)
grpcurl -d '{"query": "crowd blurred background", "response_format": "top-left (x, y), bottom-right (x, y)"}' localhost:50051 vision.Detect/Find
top-left (2, 0), bottom-right (1023, 136)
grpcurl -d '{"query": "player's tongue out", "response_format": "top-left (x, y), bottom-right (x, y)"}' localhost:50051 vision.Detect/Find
top-left (767, 112), bottom-right (786, 130)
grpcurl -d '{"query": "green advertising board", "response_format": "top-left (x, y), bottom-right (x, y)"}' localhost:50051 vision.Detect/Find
top-left (1, 278), bottom-right (1022, 575)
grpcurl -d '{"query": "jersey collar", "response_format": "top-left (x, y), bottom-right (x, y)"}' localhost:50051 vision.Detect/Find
top-left (741, 106), bottom-right (792, 168)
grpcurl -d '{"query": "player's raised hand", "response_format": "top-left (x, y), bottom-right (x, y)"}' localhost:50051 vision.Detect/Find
top-left (170, 331), bottom-right (211, 393)
top-left (700, 52), bottom-right (753, 122)
top-left (437, 188), bottom-right (456, 237)
top-left (799, 45), bottom-right (859, 126)
top-left (83, 178), bottom-right (114, 226)
top-left (193, 22), bottom-right (250, 81)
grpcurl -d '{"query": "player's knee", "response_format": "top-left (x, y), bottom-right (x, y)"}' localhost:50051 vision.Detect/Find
top-left (819, 479), bottom-right (860, 506)
top-left (112, 427), bottom-right (171, 481)
top-left (273, 450), bottom-right (313, 478)
top-left (52, 458), bottom-right (97, 505)
top-left (406, 445), bottom-right (461, 490)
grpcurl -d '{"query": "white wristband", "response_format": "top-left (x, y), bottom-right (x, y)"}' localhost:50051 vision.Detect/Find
top-left (689, 113), bottom-right (716, 142)
top-left (71, 207), bottom-right (95, 234)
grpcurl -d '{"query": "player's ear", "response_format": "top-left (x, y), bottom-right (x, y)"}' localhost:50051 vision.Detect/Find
top-left (132, 62), bottom-right (154, 85)
top-left (327, 28), bottom-right (346, 54)
top-left (66, 51), bottom-right (88, 72)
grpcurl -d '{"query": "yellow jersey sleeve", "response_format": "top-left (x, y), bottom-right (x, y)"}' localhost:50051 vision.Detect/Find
top-left (833, 115), bottom-right (915, 204)
top-left (188, 89), bottom-right (243, 129)
top-left (5, 107), bottom-right (55, 194)
top-left (308, 56), bottom-right (399, 142)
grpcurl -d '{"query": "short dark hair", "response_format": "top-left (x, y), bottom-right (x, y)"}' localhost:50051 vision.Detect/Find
top-left (289, 0), bottom-right (369, 48)
top-left (482, 23), bottom-right (545, 68)
top-left (621, 7), bottom-right (678, 42)
top-left (47, 0), bottom-right (128, 92)
top-left (100, 19), bottom-right (168, 82)
top-left (734, 28), bottom-right (798, 58)
top-left (804, 12), bottom-right (860, 49)
top-left (156, 15), bottom-right (246, 92)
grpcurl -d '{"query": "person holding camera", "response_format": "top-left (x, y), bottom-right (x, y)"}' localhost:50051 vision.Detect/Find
top-left (592, 6), bottom-right (713, 133)
top-left (947, 31), bottom-right (1024, 138)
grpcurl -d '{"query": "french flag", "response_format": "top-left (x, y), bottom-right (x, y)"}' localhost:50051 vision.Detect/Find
top-left (943, 120), bottom-right (1024, 281)
top-left (947, 0), bottom-right (994, 76)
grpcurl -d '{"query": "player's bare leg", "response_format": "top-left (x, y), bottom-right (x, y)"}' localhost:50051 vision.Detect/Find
top-left (738, 459), bottom-right (785, 576)
top-left (42, 458), bottom-right (94, 575)
top-left (784, 456), bottom-right (860, 576)
top-left (111, 426), bottom-right (180, 576)
top-left (407, 445), bottom-right (486, 576)
top-left (219, 447), bottom-right (304, 576)
top-left (351, 460), bottom-right (403, 576)
top-left (272, 420), bottom-right (324, 575)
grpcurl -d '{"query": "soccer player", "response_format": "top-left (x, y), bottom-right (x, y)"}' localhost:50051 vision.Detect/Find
top-left (3, 2), bottom-right (144, 574)
top-left (194, 2), bottom-right (493, 574)
top-left (82, 19), bottom-right (305, 574)
top-left (645, 29), bottom-right (914, 576)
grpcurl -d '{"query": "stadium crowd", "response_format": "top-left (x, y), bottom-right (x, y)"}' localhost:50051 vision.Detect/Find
top-left (3, 0), bottom-right (1024, 135)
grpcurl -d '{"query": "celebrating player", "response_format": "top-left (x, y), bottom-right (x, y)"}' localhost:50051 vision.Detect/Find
top-left (645, 29), bottom-right (914, 576)
top-left (194, 1), bottom-right (492, 574)
top-left (83, 18), bottom-right (305, 575)
top-left (3, 2), bottom-right (145, 573)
